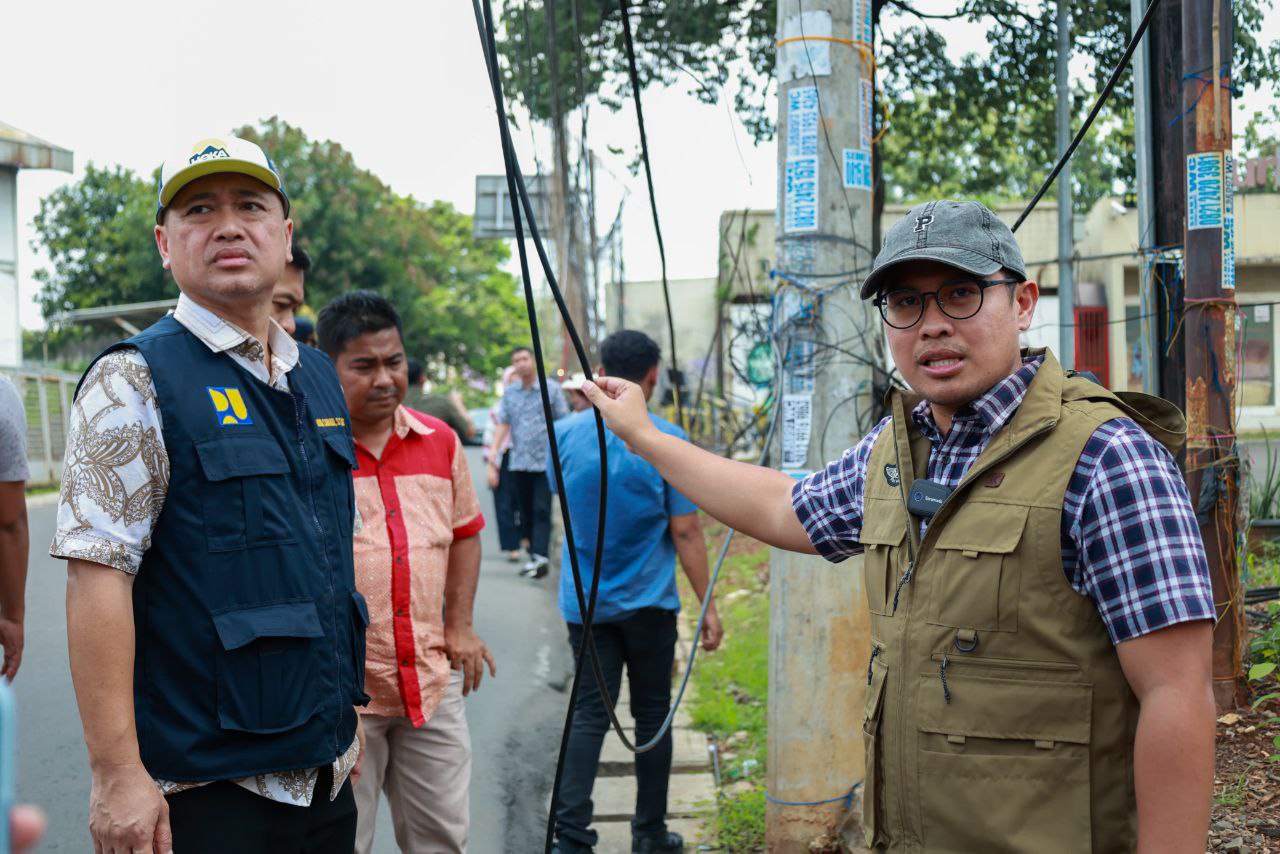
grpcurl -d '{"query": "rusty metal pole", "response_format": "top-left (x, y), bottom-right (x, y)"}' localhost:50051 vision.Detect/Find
top-left (1180, 0), bottom-right (1245, 710)
top-left (767, 0), bottom-right (878, 848)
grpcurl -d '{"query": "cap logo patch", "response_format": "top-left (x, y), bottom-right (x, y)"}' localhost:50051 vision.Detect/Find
top-left (188, 139), bottom-right (230, 165)
top-left (884, 463), bottom-right (901, 487)
top-left (914, 214), bottom-right (933, 233)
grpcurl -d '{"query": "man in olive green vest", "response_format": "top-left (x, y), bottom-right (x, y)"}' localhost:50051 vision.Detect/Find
top-left (582, 201), bottom-right (1216, 853)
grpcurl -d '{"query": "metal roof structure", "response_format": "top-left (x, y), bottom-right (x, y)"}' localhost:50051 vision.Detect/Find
top-left (0, 122), bottom-right (73, 172)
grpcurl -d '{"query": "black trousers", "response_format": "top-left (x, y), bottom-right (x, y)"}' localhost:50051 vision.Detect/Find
top-left (166, 765), bottom-right (356, 854)
top-left (555, 609), bottom-right (677, 851)
top-left (492, 450), bottom-right (522, 552)
top-left (511, 469), bottom-right (552, 557)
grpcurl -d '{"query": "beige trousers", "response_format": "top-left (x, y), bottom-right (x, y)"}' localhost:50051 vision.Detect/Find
top-left (354, 670), bottom-right (471, 854)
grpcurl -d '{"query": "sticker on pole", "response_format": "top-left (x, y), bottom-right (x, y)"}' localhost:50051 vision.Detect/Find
top-left (785, 156), bottom-right (819, 233)
top-left (1186, 151), bottom-right (1224, 230)
top-left (780, 12), bottom-right (832, 83)
top-left (787, 86), bottom-right (819, 158)
top-left (853, 0), bottom-right (873, 44)
top-left (1222, 152), bottom-right (1236, 289)
top-left (843, 149), bottom-right (872, 191)
top-left (781, 394), bottom-right (814, 470)
top-left (859, 78), bottom-right (874, 151)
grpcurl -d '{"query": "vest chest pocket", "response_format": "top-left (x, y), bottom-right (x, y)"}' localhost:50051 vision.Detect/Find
top-left (926, 503), bottom-right (1025, 633)
top-left (859, 501), bottom-right (906, 617)
top-left (211, 600), bottom-right (325, 734)
top-left (195, 435), bottom-right (298, 552)
top-left (914, 670), bottom-right (1092, 853)
top-left (322, 432), bottom-right (358, 536)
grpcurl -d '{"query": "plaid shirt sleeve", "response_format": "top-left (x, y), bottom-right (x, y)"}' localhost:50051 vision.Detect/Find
top-left (789, 416), bottom-right (890, 563)
top-left (1063, 418), bottom-right (1216, 644)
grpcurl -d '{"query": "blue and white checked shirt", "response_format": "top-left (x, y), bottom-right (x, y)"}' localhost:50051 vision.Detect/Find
top-left (792, 356), bottom-right (1215, 644)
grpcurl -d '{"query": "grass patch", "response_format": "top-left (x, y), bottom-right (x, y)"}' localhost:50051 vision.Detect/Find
top-left (24, 484), bottom-right (58, 497)
top-left (680, 524), bottom-right (771, 852)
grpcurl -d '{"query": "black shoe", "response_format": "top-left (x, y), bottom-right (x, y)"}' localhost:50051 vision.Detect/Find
top-left (553, 840), bottom-right (594, 854)
top-left (633, 831), bottom-right (684, 853)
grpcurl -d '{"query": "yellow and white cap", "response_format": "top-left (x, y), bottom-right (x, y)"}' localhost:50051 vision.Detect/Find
top-left (156, 135), bottom-right (289, 223)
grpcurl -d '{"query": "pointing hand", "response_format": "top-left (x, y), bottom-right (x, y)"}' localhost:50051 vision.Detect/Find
top-left (580, 377), bottom-right (659, 450)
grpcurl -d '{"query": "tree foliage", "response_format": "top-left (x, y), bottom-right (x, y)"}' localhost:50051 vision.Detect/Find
top-left (496, 0), bottom-right (1279, 211)
top-left (31, 119), bottom-right (526, 377)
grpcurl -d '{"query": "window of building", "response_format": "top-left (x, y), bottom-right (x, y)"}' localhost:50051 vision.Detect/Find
top-left (1241, 303), bottom-right (1275, 406)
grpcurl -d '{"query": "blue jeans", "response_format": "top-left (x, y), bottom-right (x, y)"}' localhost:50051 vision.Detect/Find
top-left (555, 609), bottom-right (677, 850)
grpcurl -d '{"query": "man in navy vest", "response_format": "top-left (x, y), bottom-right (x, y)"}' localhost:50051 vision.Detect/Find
top-left (52, 136), bottom-right (368, 854)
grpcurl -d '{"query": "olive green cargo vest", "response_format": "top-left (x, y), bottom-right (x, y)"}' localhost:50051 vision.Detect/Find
top-left (859, 350), bottom-right (1185, 854)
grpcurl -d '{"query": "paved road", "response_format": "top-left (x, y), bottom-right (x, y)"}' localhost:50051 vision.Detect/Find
top-left (14, 446), bottom-right (574, 852)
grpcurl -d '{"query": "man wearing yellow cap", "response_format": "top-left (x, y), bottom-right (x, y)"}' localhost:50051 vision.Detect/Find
top-left (52, 136), bottom-right (368, 853)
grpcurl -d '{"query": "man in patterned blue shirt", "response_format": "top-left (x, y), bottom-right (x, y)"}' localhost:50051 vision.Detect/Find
top-left (583, 201), bottom-right (1215, 853)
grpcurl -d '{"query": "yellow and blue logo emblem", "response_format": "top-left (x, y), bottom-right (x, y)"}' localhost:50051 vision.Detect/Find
top-left (207, 387), bottom-right (253, 426)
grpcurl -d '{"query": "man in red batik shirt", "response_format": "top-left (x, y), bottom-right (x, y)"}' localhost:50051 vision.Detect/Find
top-left (317, 292), bottom-right (496, 854)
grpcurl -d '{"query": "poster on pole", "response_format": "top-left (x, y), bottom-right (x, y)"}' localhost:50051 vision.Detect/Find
top-left (781, 394), bottom-right (814, 470)
top-left (859, 78), bottom-right (874, 151)
top-left (780, 12), bottom-right (832, 83)
top-left (843, 149), bottom-right (872, 191)
top-left (787, 86), bottom-right (820, 158)
top-left (852, 0), bottom-right (873, 44)
top-left (1222, 152), bottom-right (1236, 290)
top-left (785, 156), bottom-right (819, 233)
top-left (1186, 151), bottom-right (1224, 230)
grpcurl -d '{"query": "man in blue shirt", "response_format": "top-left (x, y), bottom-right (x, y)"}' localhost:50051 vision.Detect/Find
top-left (550, 330), bottom-right (723, 854)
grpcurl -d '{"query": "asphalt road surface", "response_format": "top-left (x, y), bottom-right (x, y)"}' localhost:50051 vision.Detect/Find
top-left (14, 446), bottom-right (574, 852)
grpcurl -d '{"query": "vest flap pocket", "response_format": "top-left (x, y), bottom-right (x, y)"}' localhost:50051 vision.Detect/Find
top-left (859, 497), bottom-right (906, 547)
top-left (213, 600), bottom-right (323, 734)
top-left (860, 499), bottom-right (904, 616)
top-left (322, 431), bottom-right (358, 469)
top-left (932, 503), bottom-right (1028, 554)
top-left (196, 435), bottom-right (291, 481)
top-left (916, 673), bottom-right (1091, 744)
top-left (212, 601), bottom-right (324, 651)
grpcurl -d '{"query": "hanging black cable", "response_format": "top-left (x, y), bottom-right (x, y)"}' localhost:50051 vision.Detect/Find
top-left (616, 0), bottom-right (686, 432)
top-left (1011, 0), bottom-right (1163, 232)
top-left (474, 9), bottom-right (780, 852)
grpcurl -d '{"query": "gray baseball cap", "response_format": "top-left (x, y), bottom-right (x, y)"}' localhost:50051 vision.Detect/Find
top-left (859, 200), bottom-right (1027, 300)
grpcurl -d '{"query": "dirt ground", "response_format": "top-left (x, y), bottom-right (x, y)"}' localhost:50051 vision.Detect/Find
top-left (1210, 605), bottom-right (1280, 853)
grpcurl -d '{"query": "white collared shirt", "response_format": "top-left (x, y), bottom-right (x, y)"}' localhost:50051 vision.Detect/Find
top-left (50, 293), bottom-right (356, 807)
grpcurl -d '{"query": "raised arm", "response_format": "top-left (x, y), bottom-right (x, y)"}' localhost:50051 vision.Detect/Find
top-left (66, 559), bottom-right (172, 854)
top-left (582, 377), bottom-right (815, 554)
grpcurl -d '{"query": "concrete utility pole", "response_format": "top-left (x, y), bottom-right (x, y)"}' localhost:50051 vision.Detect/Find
top-left (1131, 0), bottom-right (1159, 395)
top-left (1056, 0), bottom-right (1075, 369)
top-left (1180, 0), bottom-right (1244, 709)
top-left (543, 0), bottom-right (591, 368)
top-left (768, 0), bottom-right (876, 848)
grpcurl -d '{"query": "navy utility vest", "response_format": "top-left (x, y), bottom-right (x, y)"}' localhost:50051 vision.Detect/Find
top-left (83, 315), bottom-right (369, 782)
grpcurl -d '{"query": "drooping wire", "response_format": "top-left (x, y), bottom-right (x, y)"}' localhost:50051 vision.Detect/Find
top-left (616, 0), bottom-right (685, 432)
top-left (470, 8), bottom-right (617, 854)
top-left (474, 5), bottom-right (746, 850)
top-left (1011, 0), bottom-right (1164, 232)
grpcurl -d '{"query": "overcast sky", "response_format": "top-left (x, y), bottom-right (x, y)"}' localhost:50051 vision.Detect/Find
top-left (7, 0), bottom-right (1276, 331)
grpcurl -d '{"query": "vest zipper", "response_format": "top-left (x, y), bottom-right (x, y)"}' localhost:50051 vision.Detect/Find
top-left (939, 653), bottom-right (951, 705)
top-left (890, 560), bottom-right (914, 615)
top-left (293, 391), bottom-right (344, 757)
top-left (867, 645), bottom-right (881, 685)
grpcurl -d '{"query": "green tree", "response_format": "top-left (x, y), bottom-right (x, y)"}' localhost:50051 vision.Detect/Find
top-left (236, 118), bottom-right (526, 375)
top-left (496, 0), bottom-right (1279, 211)
top-left (31, 120), bottom-right (526, 378)
top-left (32, 162), bottom-right (173, 319)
